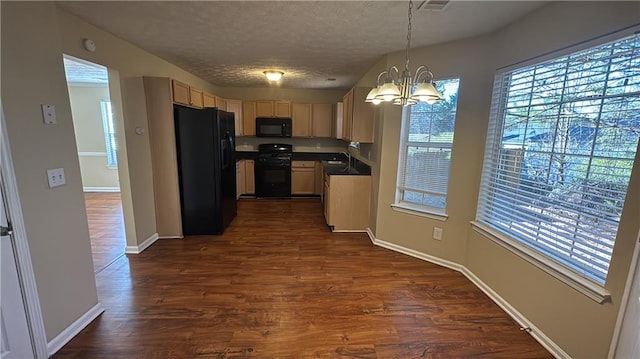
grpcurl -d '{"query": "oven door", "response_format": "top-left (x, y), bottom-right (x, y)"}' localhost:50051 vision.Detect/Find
top-left (256, 157), bottom-right (292, 198)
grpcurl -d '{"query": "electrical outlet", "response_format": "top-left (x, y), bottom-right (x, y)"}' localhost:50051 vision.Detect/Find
top-left (433, 227), bottom-right (443, 241)
top-left (46, 168), bottom-right (66, 188)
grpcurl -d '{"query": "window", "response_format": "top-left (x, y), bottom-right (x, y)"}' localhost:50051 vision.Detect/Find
top-left (477, 34), bottom-right (640, 286)
top-left (100, 100), bottom-right (117, 167)
top-left (396, 78), bottom-right (460, 215)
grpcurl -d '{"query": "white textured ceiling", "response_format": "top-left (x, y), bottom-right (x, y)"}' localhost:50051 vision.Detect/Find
top-left (57, 1), bottom-right (546, 90)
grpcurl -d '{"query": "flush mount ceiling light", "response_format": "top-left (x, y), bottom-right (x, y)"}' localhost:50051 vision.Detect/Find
top-left (365, 0), bottom-right (443, 107)
top-left (264, 71), bottom-right (284, 82)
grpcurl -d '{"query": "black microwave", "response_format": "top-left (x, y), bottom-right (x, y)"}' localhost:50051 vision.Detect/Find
top-left (255, 117), bottom-right (292, 137)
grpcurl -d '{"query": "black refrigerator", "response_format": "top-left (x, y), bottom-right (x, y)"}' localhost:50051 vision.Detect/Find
top-left (174, 106), bottom-right (237, 235)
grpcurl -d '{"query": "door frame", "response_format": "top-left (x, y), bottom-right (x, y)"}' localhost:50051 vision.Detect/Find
top-left (1, 101), bottom-right (48, 357)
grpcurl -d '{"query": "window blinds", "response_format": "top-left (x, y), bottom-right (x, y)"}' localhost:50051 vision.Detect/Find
top-left (397, 78), bottom-right (460, 211)
top-left (477, 34), bottom-right (640, 284)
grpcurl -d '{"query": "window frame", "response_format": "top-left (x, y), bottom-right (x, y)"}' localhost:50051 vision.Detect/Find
top-left (393, 77), bottom-right (461, 219)
top-left (100, 100), bottom-right (118, 168)
top-left (475, 32), bottom-right (640, 303)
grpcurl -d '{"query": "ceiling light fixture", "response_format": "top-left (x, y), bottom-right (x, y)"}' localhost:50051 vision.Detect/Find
top-left (365, 0), bottom-right (443, 107)
top-left (264, 71), bottom-right (284, 82)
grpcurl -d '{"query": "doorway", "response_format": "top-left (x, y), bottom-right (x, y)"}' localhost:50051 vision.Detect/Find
top-left (63, 55), bottom-right (126, 273)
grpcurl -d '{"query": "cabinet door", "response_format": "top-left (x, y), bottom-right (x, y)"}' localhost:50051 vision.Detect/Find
top-left (315, 161), bottom-right (323, 195)
top-left (172, 80), bottom-right (190, 106)
top-left (292, 103), bottom-right (312, 137)
top-left (256, 100), bottom-right (274, 117)
top-left (242, 101), bottom-right (256, 136)
top-left (292, 167), bottom-right (315, 194)
top-left (203, 92), bottom-right (216, 108)
top-left (236, 160), bottom-right (245, 199)
top-left (324, 176), bottom-right (330, 223)
top-left (350, 87), bottom-right (375, 143)
top-left (312, 103), bottom-right (333, 138)
top-left (245, 160), bottom-right (255, 194)
top-left (342, 89), bottom-right (353, 141)
top-left (226, 99), bottom-right (243, 136)
top-left (274, 101), bottom-right (291, 117)
top-left (189, 87), bottom-right (204, 108)
top-left (215, 96), bottom-right (227, 111)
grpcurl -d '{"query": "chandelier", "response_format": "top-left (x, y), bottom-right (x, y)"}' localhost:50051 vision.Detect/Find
top-left (365, 0), bottom-right (443, 106)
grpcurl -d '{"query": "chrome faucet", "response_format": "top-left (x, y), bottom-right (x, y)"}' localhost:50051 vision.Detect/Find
top-left (340, 151), bottom-right (351, 170)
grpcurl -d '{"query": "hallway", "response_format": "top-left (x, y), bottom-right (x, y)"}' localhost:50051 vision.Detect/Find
top-left (84, 192), bottom-right (125, 273)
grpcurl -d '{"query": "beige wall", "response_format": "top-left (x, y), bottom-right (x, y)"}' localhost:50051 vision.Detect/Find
top-left (1, 2), bottom-right (98, 341)
top-left (56, 7), bottom-right (227, 247)
top-left (68, 84), bottom-right (120, 189)
top-left (366, 1), bottom-right (640, 358)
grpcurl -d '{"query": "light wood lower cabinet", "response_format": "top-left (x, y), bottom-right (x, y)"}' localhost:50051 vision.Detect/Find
top-left (323, 173), bottom-right (371, 231)
top-left (292, 161), bottom-right (316, 195)
top-left (236, 160), bottom-right (245, 200)
top-left (245, 160), bottom-right (255, 195)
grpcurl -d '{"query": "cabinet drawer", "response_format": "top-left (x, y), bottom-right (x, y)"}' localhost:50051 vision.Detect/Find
top-left (292, 160), bottom-right (315, 168)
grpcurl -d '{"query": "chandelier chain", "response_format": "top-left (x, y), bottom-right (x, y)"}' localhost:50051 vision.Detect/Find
top-left (405, 0), bottom-right (413, 70)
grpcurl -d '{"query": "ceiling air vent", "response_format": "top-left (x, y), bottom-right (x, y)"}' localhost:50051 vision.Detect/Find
top-left (417, 0), bottom-right (451, 12)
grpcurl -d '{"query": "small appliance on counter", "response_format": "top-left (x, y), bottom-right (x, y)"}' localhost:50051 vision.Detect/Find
top-left (255, 143), bottom-right (293, 198)
top-left (174, 106), bottom-right (237, 235)
top-left (255, 117), bottom-right (292, 138)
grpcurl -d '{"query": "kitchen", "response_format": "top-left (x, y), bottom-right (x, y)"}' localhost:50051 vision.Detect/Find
top-left (146, 78), bottom-right (375, 235)
top-left (2, 1), bottom-right (640, 358)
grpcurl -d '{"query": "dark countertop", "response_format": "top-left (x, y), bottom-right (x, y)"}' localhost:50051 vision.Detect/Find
top-left (236, 150), bottom-right (371, 176)
top-left (321, 159), bottom-right (371, 176)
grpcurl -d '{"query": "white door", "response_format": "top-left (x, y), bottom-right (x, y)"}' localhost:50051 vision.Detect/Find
top-left (0, 179), bottom-right (34, 358)
top-left (616, 231), bottom-right (640, 358)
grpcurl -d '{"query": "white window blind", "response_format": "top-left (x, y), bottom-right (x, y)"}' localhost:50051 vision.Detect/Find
top-left (397, 78), bottom-right (460, 212)
top-left (477, 34), bottom-right (640, 285)
top-left (100, 100), bottom-right (118, 167)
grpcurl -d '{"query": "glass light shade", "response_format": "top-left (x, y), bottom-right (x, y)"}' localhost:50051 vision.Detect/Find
top-left (365, 87), bottom-right (380, 103)
top-left (410, 82), bottom-right (442, 102)
top-left (371, 98), bottom-right (382, 105)
top-left (264, 71), bottom-right (284, 81)
top-left (375, 82), bottom-right (401, 102)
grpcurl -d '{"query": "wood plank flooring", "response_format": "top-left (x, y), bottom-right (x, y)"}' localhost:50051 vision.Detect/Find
top-left (84, 192), bottom-right (125, 273)
top-left (55, 198), bottom-right (551, 358)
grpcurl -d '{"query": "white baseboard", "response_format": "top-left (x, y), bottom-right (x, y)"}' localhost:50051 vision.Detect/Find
top-left (365, 227), bottom-right (569, 359)
top-left (125, 232), bottom-right (159, 254)
top-left (83, 186), bottom-right (120, 192)
top-left (158, 235), bottom-right (184, 239)
top-left (47, 303), bottom-right (104, 356)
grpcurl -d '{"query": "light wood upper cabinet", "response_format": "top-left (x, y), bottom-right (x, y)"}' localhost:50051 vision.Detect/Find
top-left (215, 96), bottom-right (227, 111)
top-left (172, 80), bottom-right (190, 106)
top-left (189, 87), bottom-right (203, 108)
top-left (172, 79), bottom-right (203, 108)
top-left (256, 100), bottom-right (291, 117)
top-left (226, 99), bottom-right (243, 136)
top-left (342, 87), bottom-right (374, 143)
top-left (203, 92), bottom-right (216, 108)
top-left (292, 103), bottom-right (312, 137)
top-left (256, 100), bottom-right (274, 117)
top-left (242, 101), bottom-right (256, 136)
top-left (274, 100), bottom-right (291, 117)
top-left (312, 103), bottom-right (333, 138)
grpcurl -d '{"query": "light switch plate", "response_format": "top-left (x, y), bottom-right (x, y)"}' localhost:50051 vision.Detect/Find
top-left (46, 168), bottom-right (66, 188)
top-left (41, 104), bottom-right (56, 125)
top-left (433, 227), bottom-right (443, 241)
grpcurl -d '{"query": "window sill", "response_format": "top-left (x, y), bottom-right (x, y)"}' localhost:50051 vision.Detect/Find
top-left (470, 221), bottom-right (611, 304)
top-left (106, 165), bottom-right (117, 170)
top-left (391, 203), bottom-right (448, 221)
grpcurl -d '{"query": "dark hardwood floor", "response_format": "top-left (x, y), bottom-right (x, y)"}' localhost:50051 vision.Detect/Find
top-left (55, 198), bottom-right (551, 358)
top-left (84, 192), bottom-right (125, 273)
